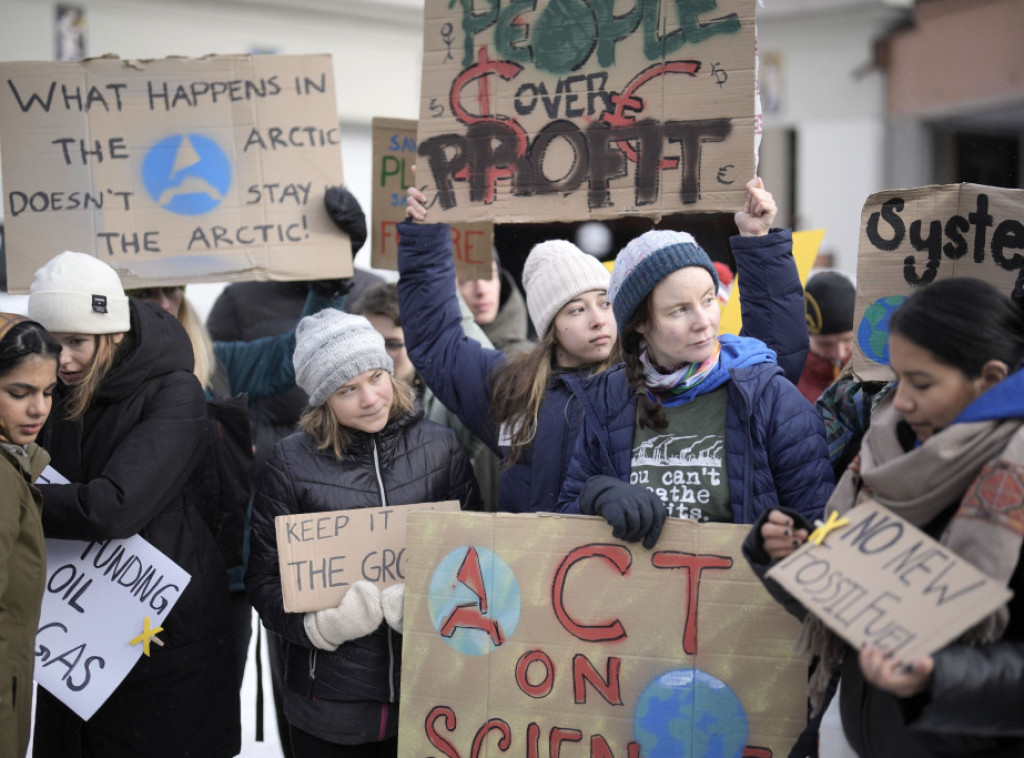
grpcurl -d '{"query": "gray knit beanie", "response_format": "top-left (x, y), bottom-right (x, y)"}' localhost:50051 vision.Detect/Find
top-left (607, 230), bottom-right (718, 332)
top-left (28, 251), bottom-right (131, 334)
top-left (522, 239), bottom-right (611, 337)
top-left (293, 310), bottom-right (393, 407)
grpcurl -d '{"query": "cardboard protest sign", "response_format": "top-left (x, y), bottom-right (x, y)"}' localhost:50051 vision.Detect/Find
top-left (36, 536), bottom-right (191, 721)
top-left (275, 500), bottom-right (461, 613)
top-left (0, 54), bottom-right (351, 293)
top-left (399, 511), bottom-right (807, 757)
top-left (416, 0), bottom-right (757, 225)
top-left (371, 117), bottom-right (493, 278)
top-left (767, 500), bottom-right (1013, 661)
top-left (853, 183), bottom-right (1024, 381)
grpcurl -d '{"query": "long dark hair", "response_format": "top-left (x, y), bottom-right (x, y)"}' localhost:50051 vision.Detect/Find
top-left (889, 278), bottom-right (1024, 377)
top-left (0, 319), bottom-right (61, 379)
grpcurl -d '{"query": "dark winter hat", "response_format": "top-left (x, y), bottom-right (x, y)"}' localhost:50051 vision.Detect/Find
top-left (608, 230), bottom-right (718, 332)
top-left (804, 271), bottom-right (856, 335)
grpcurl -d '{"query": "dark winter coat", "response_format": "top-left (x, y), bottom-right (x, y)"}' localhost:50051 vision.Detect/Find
top-left (245, 410), bottom-right (480, 740)
top-left (33, 299), bottom-right (239, 758)
top-left (556, 343), bottom-right (833, 524)
top-left (0, 442), bottom-right (48, 758)
top-left (397, 222), bottom-right (810, 514)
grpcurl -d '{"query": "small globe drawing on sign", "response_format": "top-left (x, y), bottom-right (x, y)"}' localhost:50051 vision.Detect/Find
top-left (857, 294), bottom-right (908, 364)
top-left (142, 134), bottom-right (231, 215)
top-left (427, 545), bottom-right (520, 656)
top-left (634, 668), bottom-right (748, 758)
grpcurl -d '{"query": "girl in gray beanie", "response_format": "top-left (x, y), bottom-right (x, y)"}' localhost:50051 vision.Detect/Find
top-left (245, 308), bottom-right (480, 757)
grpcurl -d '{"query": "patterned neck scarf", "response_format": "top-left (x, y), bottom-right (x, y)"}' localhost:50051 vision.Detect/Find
top-left (640, 339), bottom-right (722, 396)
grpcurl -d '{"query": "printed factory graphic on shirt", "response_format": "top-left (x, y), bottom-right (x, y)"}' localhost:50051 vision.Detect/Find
top-left (630, 433), bottom-right (727, 522)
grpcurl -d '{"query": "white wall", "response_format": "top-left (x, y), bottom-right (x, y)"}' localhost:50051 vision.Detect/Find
top-left (757, 2), bottom-right (908, 276)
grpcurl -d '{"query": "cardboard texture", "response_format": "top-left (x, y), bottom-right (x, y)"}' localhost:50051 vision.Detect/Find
top-left (0, 54), bottom-right (352, 293)
top-left (275, 500), bottom-right (461, 613)
top-left (371, 117), bottom-right (493, 278)
top-left (767, 500), bottom-right (1013, 661)
top-left (398, 511), bottom-right (807, 757)
top-left (36, 536), bottom-right (191, 721)
top-left (415, 0), bottom-right (757, 224)
top-left (853, 183), bottom-right (1024, 381)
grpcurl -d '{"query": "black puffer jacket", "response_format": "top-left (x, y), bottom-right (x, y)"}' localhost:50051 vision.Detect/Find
top-left (246, 409), bottom-right (480, 707)
top-left (34, 299), bottom-right (239, 758)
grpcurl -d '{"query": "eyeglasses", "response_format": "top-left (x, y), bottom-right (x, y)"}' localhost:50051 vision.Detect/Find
top-left (384, 340), bottom-right (406, 353)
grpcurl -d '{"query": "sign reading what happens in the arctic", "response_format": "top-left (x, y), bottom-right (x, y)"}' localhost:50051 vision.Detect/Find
top-left (0, 54), bottom-right (351, 293)
top-left (398, 511), bottom-right (806, 758)
top-left (416, 0), bottom-right (756, 224)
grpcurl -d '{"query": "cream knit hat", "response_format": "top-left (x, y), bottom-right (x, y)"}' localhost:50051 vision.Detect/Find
top-left (28, 251), bottom-right (130, 334)
top-left (293, 310), bottom-right (393, 407)
top-left (522, 240), bottom-right (611, 337)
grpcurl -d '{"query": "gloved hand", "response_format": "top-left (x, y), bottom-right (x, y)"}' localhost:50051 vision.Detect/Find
top-left (381, 583), bottom-right (405, 634)
top-left (579, 475), bottom-right (667, 549)
top-left (324, 185), bottom-right (367, 254)
top-left (303, 580), bottom-right (383, 651)
top-left (307, 278), bottom-right (353, 299)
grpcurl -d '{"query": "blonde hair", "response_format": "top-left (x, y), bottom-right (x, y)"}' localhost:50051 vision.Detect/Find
top-left (177, 295), bottom-right (215, 389)
top-left (298, 374), bottom-right (416, 461)
top-left (64, 334), bottom-right (122, 421)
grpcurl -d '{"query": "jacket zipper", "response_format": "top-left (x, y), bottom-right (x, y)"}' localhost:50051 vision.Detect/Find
top-left (371, 439), bottom-right (397, 704)
top-left (307, 648), bottom-right (317, 696)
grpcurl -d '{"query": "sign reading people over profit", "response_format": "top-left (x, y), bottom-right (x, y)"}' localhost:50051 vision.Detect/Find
top-left (36, 535), bottom-right (191, 721)
top-left (398, 511), bottom-right (807, 757)
top-left (371, 117), bottom-right (493, 278)
top-left (0, 54), bottom-right (352, 293)
top-left (416, 0), bottom-right (757, 225)
top-left (767, 500), bottom-right (1013, 661)
top-left (275, 501), bottom-right (461, 612)
top-left (853, 183), bottom-right (1024, 381)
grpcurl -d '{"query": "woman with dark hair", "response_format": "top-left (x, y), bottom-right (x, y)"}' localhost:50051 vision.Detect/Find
top-left (26, 251), bottom-right (239, 758)
top-left (748, 277), bottom-right (1024, 757)
top-left (0, 314), bottom-right (60, 758)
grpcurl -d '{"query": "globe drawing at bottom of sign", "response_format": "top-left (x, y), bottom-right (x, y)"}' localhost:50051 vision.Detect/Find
top-left (857, 294), bottom-right (908, 365)
top-left (142, 133), bottom-right (232, 215)
top-left (427, 545), bottom-right (520, 656)
top-left (634, 668), bottom-right (748, 758)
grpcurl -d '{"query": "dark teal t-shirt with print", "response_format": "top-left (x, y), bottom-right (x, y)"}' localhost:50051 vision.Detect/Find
top-left (629, 385), bottom-right (732, 523)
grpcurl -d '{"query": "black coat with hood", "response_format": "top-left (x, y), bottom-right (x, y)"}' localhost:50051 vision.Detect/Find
top-left (33, 299), bottom-right (239, 758)
top-left (245, 409), bottom-right (481, 740)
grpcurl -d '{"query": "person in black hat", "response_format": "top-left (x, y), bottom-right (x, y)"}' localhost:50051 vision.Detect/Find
top-left (798, 270), bottom-right (856, 403)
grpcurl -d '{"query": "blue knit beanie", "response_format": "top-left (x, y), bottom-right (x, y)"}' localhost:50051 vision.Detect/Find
top-left (608, 230), bottom-right (719, 331)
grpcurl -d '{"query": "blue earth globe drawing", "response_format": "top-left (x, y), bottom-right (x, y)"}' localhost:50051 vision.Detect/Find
top-left (142, 133), bottom-right (232, 215)
top-left (857, 295), bottom-right (908, 364)
top-left (427, 545), bottom-right (520, 656)
top-left (634, 668), bottom-right (747, 758)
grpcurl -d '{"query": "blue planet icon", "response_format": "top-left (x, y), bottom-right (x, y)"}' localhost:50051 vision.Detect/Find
top-left (142, 133), bottom-right (232, 215)
top-left (857, 294), bottom-right (908, 364)
top-left (634, 668), bottom-right (748, 758)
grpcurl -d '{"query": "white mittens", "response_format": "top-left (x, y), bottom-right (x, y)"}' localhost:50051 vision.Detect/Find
top-left (303, 580), bottom-right (384, 651)
top-left (381, 583), bottom-right (405, 634)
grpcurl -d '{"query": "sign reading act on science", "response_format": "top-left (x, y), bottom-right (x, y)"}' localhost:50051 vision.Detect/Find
top-left (0, 54), bottom-right (352, 293)
top-left (415, 0), bottom-right (757, 225)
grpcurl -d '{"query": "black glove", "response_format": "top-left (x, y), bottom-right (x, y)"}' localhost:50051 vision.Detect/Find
top-left (579, 475), bottom-right (667, 549)
top-left (308, 279), bottom-right (353, 299)
top-left (324, 185), bottom-right (367, 255)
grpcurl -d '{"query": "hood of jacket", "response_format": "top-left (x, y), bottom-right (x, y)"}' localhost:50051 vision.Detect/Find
top-left (955, 367), bottom-right (1024, 425)
top-left (482, 268), bottom-right (533, 354)
top-left (94, 298), bottom-right (196, 405)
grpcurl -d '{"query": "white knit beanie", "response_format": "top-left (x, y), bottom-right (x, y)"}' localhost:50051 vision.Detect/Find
top-left (293, 310), bottom-right (394, 407)
top-left (522, 240), bottom-right (611, 337)
top-left (28, 251), bottom-right (130, 334)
